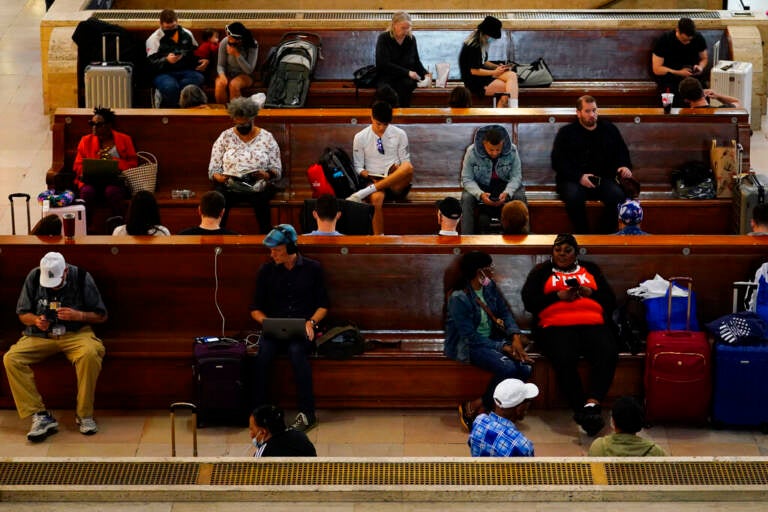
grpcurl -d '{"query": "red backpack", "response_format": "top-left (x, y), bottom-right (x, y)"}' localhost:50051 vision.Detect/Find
top-left (307, 163), bottom-right (335, 198)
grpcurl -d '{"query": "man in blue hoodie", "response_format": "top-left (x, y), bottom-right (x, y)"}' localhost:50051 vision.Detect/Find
top-left (460, 125), bottom-right (526, 234)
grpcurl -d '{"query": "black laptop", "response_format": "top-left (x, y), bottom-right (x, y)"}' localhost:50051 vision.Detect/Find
top-left (81, 158), bottom-right (120, 187)
top-left (262, 318), bottom-right (307, 341)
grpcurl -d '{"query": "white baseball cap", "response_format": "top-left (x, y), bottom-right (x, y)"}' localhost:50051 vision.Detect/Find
top-left (493, 379), bottom-right (539, 409)
top-left (39, 252), bottom-right (66, 288)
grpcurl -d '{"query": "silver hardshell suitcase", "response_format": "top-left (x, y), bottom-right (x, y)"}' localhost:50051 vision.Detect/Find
top-left (84, 33), bottom-right (132, 108)
top-left (733, 172), bottom-right (766, 234)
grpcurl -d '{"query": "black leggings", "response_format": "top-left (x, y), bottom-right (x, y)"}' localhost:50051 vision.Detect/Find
top-left (535, 324), bottom-right (618, 413)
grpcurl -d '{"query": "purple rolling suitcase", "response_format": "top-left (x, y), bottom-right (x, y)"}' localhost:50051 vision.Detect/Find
top-left (193, 337), bottom-right (249, 427)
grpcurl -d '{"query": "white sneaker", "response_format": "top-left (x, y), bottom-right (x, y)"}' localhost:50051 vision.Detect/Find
top-left (346, 192), bottom-right (363, 203)
top-left (76, 416), bottom-right (99, 435)
top-left (27, 411), bottom-right (58, 442)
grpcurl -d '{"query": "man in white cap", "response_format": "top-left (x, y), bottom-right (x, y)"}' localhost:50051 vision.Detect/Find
top-left (250, 224), bottom-right (329, 432)
top-left (4, 252), bottom-right (107, 442)
top-left (468, 378), bottom-right (539, 457)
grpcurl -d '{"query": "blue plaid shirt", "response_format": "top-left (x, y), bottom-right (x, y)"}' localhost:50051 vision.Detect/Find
top-left (468, 412), bottom-right (534, 457)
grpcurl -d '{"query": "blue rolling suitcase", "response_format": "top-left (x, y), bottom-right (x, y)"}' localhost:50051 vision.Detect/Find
top-left (712, 343), bottom-right (768, 430)
top-left (711, 281), bottom-right (768, 431)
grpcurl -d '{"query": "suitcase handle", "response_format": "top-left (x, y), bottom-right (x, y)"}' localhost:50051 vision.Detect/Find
top-left (170, 402), bottom-right (197, 457)
top-left (8, 193), bottom-right (30, 202)
top-left (666, 276), bottom-right (694, 332)
top-left (9, 193), bottom-right (31, 235)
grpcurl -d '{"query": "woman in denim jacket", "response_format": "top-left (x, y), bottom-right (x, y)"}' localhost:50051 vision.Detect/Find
top-left (445, 251), bottom-right (532, 431)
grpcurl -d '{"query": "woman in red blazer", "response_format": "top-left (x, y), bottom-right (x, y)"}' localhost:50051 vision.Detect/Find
top-left (73, 107), bottom-right (138, 231)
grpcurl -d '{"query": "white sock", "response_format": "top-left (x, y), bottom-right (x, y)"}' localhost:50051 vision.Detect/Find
top-left (509, 98), bottom-right (519, 108)
top-left (352, 184), bottom-right (376, 200)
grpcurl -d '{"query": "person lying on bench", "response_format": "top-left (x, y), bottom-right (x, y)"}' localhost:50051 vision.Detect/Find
top-left (348, 101), bottom-right (413, 235)
top-left (678, 77), bottom-right (742, 109)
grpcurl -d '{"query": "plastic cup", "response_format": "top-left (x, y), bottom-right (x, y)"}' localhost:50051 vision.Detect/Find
top-left (661, 92), bottom-right (674, 113)
top-left (62, 213), bottom-right (76, 239)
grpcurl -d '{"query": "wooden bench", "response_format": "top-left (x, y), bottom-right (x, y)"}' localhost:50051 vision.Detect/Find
top-left (0, 235), bottom-right (764, 410)
top-left (80, 27), bottom-right (731, 109)
top-left (51, 107), bottom-right (750, 235)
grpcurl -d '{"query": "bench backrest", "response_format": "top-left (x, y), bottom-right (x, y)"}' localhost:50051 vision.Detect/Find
top-left (53, 107), bottom-right (749, 197)
top-left (0, 236), bottom-right (764, 343)
top-left (115, 27), bottom-right (730, 82)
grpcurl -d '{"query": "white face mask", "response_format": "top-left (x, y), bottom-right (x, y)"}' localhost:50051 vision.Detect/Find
top-left (479, 271), bottom-right (491, 287)
top-left (252, 437), bottom-right (266, 449)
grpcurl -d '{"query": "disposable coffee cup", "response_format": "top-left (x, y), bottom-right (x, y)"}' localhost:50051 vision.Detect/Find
top-left (661, 92), bottom-right (674, 113)
top-left (62, 213), bottom-right (76, 239)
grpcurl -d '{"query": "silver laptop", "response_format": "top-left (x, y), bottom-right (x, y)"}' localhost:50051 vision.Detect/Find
top-left (262, 318), bottom-right (307, 341)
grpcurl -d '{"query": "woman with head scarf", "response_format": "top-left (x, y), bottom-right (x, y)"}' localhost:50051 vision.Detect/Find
top-left (521, 234), bottom-right (618, 437)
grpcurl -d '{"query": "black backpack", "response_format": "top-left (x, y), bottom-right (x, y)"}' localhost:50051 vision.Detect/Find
top-left (315, 323), bottom-right (365, 360)
top-left (318, 147), bottom-right (361, 198)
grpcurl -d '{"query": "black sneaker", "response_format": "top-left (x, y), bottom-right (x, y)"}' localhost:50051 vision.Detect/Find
top-left (574, 405), bottom-right (605, 437)
top-left (290, 412), bottom-right (318, 433)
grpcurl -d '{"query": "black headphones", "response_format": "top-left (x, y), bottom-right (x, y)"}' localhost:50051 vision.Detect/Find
top-left (274, 225), bottom-right (298, 254)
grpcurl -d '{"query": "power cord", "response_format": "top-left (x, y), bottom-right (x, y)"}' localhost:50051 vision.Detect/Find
top-left (214, 246), bottom-right (225, 337)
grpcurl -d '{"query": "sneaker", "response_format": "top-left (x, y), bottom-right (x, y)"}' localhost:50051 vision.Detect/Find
top-left (458, 401), bottom-right (474, 432)
top-left (346, 192), bottom-right (363, 203)
top-left (152, 89), bottom-right (163, 109)
top-left (290, 412), bottom-right (318, 433)
top-left (573, 405), bottom-right (605, 437)
top-left (27, 411), bottom-right (58, 442)
top-left (76, 415), bottom-right (99, 435)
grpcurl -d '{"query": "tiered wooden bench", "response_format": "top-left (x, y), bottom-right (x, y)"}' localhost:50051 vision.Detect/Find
top-left (83, 27), bottom-right (730, 109)
top-left (0, 235), bottom-right (764, 411)
top-left (51, 107), bottom-right (750, 235)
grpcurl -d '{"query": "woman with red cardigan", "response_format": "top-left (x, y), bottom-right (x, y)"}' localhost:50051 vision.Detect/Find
top-left (73, 107), bottom-right (138, 231)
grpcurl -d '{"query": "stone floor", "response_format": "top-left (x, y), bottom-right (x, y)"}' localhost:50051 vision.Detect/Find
top-left (0, 0), bottom-right (767, 510)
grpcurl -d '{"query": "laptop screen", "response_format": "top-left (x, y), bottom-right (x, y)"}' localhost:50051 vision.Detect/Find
top-left (262, 318), bottom-right (307, 341)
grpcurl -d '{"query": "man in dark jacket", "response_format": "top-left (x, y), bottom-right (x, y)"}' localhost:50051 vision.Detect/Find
top-left (145, 9), bottom-right (208, 108)
top-left (551, 96), bottom-right (633, 233)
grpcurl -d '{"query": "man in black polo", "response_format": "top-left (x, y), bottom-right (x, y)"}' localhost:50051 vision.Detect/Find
top-left (652, 17), bottom-right (708, 106)
top-left (250, 224), bottom-right (328, 432)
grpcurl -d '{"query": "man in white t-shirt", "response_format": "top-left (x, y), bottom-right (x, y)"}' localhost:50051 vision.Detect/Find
top-left (348, 101), bottom-right (413, 235)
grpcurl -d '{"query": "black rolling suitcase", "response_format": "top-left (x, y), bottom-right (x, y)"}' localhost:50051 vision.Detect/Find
top-left (9, 193), bottom-right (31, 234)
top-left (193, 337), bottom-right (249, 427)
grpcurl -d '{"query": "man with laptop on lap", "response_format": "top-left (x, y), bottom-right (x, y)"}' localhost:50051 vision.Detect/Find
top-left (250, 224), bottom-right (329, 432)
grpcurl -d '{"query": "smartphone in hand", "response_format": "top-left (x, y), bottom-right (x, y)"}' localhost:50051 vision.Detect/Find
top-left (588, 175), bottom-right (601, 186)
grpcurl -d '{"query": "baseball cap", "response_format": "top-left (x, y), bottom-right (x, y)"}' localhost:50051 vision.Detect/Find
top-left (436, 197), bottom-right (462, 220)
top-left (493, 378), bottom-right (539, 409)
top-left (39, 252), bottom-right (66, 288)
top-left (263, 224), bottom-right (298, 247)
top-left (618, 200), bottom-right (643, 225)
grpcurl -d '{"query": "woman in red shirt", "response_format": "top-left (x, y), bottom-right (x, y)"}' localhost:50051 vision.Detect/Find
top-left (73, 107), bottom-right (138, 230)
top-left (521, 233), bottom-right (618, 437)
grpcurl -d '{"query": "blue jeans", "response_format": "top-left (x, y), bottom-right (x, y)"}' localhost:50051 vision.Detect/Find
top-left (252, 335), bottom-right (315, 416)
top-left (153, 70), bottom-right (204, 108)
top-left (469, 345), bottom-right (532, 411)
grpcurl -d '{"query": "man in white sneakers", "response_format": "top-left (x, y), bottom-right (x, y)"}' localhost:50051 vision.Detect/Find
top-left (4, 252), bottom-right (107, 442)
top-left (348, 101), bottom-right (413, 235)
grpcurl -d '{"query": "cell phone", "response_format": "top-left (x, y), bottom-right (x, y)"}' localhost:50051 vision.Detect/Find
top-left (489, 195), bottom-right (500, 202)
top-left (195, 336), bottom-right (220, 344)
top-left (565, 278), bottom-right (579, 288)
top-left (588, 175), bottom-right (601, 186)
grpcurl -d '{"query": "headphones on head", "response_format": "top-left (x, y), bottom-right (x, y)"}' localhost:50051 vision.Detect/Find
top-left (274, 225), bottom-right (297, 254)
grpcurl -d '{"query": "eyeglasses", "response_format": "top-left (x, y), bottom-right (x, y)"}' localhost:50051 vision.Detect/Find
top-left (88, 120), bottom-right (105, 127)
top-left (376, 137), bottom-right (384, 155)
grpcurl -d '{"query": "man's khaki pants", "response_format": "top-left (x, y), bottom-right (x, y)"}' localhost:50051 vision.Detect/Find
top-left (3, 326), bottom-right (105, 419)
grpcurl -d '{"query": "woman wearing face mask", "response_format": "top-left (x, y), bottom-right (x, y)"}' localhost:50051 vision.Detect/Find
top-left (445, 250), bottom-right (533, 431)
top-left (208, 96), bottom-right (281, 232)
top-left (249, 405), bottom-right (316, 457)
top-left (458, 16), bottom-right (519, 108)
top-left (521, 234), bottom-right (618, 438)
top-left (215, 22), bottom-right (259, 104)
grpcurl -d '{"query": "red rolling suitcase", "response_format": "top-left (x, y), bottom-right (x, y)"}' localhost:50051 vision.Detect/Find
top-left (644, 276), bottom-right (711, 424)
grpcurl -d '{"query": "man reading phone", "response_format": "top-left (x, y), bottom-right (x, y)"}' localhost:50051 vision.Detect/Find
top-left (551, 96), bottom-right (633, 234)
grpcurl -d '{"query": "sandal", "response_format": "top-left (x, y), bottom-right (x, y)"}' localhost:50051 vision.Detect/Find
top-left (458, 401), bottom-right (475, 432)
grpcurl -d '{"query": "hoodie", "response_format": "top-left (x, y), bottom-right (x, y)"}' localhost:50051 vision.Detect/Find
top-left (461, 124), bottom-right (524, 200)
